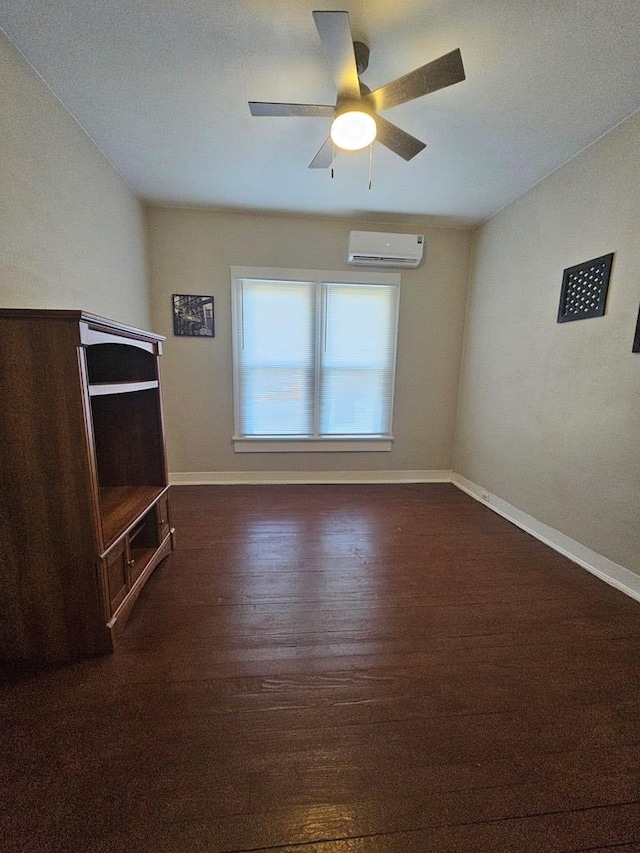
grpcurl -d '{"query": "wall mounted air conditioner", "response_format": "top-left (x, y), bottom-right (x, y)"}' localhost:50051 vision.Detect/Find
top-left (347, 231), bottom-right (424, 268)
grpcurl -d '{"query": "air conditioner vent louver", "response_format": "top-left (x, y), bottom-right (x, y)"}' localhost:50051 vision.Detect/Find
top-left (348, 231), bottom-right (424, 268)
top-left (350, 254), bottom-right (418, 267)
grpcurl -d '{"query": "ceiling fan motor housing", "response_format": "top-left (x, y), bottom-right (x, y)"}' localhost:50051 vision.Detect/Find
top-left (334, 95), bottom-right (374, 119)
top-left (354, 41), bottom-right (370, 76)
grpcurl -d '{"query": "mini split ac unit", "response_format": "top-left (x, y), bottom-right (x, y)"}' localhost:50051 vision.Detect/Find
top-left (347, 231), bottom-right (424, 268)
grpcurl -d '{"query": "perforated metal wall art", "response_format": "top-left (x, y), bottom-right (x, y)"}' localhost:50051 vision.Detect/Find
top-left (557, 253), bottom-right (614, 323)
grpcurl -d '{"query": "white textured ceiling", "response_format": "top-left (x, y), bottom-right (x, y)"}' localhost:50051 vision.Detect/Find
top-left (2, 0), bottom-right (640, 225)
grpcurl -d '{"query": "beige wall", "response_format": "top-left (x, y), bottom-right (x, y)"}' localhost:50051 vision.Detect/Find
top-left (147, 206), bottom-right (471, 476)
top-left (455, 111), bottom-right (640, 576)
top-left (0, 33), bottom-right (150, 327)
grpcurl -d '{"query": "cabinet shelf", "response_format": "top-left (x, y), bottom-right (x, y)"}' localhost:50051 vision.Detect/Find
top-left (99, 485), bottom-right (167, 549)
top-left (89, 380), bottom-right (159, 397)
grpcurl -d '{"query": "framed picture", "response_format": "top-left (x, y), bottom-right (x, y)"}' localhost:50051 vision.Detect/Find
top-left (172, 294), bottom-right (214, 337)
top-left (633, 303), bottom-right (640, 353)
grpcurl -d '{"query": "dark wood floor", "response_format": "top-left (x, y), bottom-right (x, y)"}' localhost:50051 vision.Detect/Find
top-left (2, 484), bottom-right (640, 852)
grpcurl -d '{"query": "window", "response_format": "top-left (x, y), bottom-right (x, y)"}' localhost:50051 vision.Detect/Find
top-left (231, 267), bottom-right (401, 452)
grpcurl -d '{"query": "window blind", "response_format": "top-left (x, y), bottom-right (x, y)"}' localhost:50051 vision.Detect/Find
top-left (235, 279), bottom-right (316, 436)
top-left (232, 270), bottom-right (400, 445)
top-left (320, 283), bottom-right (397, 436)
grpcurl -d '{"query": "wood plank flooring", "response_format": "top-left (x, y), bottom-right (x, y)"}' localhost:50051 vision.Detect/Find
top-left (2, 483), bottom-right (640, 852)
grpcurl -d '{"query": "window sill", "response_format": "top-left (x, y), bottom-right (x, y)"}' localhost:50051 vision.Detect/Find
top-left (233, 437), bottom-right (394, 453)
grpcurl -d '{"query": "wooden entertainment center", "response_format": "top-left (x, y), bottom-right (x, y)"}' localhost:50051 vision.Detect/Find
top-left (0, 309), bottom-right (175, 663)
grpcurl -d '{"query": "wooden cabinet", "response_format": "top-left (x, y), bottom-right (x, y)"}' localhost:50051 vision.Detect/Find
top-left (0, 309), bottom-right (175, 663)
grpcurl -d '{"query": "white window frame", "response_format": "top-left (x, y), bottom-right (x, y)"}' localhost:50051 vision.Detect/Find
top-left (231, 266), bottom-right (401, 453)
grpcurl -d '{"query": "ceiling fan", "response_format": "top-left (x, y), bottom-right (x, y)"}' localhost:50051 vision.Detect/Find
top-left (249, 10), bottom-right (465, 169)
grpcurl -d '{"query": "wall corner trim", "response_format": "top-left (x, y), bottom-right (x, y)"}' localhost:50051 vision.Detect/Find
top-left (169, 470), bottom-right (452, 486)
top-left (451, 473), bottom-right (640, 604)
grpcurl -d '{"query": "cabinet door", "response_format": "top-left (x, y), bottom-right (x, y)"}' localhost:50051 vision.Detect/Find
top-left (156, 493), bottom-right (171, 541)
top-left (105, 539), bottom-right (128, 615)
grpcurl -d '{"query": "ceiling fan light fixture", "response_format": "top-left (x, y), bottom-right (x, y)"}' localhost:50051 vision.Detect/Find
top-left (330, 104), bottom-right (377, 151)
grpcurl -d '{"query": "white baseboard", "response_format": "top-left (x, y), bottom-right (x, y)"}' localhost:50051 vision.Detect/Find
top-left (452, 473), bottom-right (640, 604)
top-left (169, 469), bottom-right (452, 486)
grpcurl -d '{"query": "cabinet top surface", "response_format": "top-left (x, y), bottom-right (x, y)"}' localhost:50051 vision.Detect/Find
top-left (0, 309), bottom-right (165, 343)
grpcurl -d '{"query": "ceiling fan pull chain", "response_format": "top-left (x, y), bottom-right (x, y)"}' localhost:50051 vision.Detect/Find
top-left (368, 143), bottom-right (373, 190)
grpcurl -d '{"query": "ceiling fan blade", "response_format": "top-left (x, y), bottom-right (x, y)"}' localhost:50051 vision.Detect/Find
top-left (249, 102), bottom-right (335, 117)
top-left (375, 116), bottom-right (426, 161)
top-left (309, 137), bottom-right (334, 169)
top-left (365, 48), bottom-right (465, 113)
top-left (312, 11), bottom-right (360, 100)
